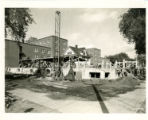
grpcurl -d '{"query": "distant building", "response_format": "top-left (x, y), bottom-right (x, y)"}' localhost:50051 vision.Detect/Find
top-left (86, 48), bottom-right (101, 66)
top-left (101, 57), bottom-right (110, 63)
top-left (64, 45), bottom-right (90, 59)
top-left (27, 35), bottom-right (68, 57)
top-left (5, 39), bottom-right (51, 67)
top-left (63, 46), bottom-right (118, 80)
top-left (99, 57), bottom-right (111, 69)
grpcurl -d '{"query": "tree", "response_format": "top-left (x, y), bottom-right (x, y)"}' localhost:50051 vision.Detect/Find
top-left (106, 52), bottom-right (134, 63)
top-left (137, 54), bottom-right (146, 68)
top-left (5, 8), bottom-right (34, 43)
top-left (119, 8), bottom-right (146, 55)
top-left (5, 8), bottom-right (34, 61)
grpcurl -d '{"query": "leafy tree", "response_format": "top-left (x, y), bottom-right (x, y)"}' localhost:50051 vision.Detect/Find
top-left (137, 54), bottom-right (146, 68)
top-left (106, 52), bottom-right (134, 63)
top-left (5, 8), bottom-right (34, 43)
top-left (119, 8), bottom-right (146, 55)
top-left (5, 8), bottom-right (34, 60)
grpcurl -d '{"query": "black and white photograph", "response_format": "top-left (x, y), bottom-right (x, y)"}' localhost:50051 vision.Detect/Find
top-left (5, 8), bottom-right (146, 113)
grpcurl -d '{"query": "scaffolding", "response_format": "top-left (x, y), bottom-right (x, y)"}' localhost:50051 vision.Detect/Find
top-left (54, 11), bottom-right (62, 80)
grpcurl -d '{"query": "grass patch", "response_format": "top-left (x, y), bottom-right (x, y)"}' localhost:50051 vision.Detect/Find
top-left (95, 76), bottom-right (141, 99)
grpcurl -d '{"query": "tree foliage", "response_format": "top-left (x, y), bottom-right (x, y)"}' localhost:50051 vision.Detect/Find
top-left (5, 8), bottom-right (34, 42)
top-left (119, 8), bottom-right (146, 54)
top-left (137, 54), bottom-right (146, 67)
top-left (106, 52), bottom-right (134, 63)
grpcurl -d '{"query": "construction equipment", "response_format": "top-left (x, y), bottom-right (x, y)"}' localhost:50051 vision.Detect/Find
top-left (53, 11), bottom-right (63, 80)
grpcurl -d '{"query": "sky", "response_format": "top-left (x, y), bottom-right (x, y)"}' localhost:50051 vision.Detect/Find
top-left (25, 8), bottom-right (136, 58)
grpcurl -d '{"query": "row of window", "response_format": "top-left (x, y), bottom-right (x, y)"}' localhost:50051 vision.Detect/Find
top-left (34, 54), bottom-right (51, 59)
top-left (34, 48), bottom-right (51, 54)
top-left (55, 40), bottom-right (67, 45)
top-left (54, 48), bottom-right (67, 52)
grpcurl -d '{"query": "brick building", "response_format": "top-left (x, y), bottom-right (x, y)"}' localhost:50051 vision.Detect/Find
top-left (27, 35), bottom-right (68, 57)
top-left (6, 35), bottom-right (68, 67)
top-left (86, 48), bottom-right (101, 66)
top-left (5, 39), bottom-right (52, 67)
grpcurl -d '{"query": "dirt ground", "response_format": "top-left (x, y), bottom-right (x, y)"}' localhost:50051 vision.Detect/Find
top-left (5, 75), bottom-right (146, 113)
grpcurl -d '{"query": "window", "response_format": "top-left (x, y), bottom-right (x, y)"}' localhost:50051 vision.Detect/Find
top-left (34, 48), bottom-right (38, 52)
top-left (55, 52), bottom-right (58, 56)
top-left (47, 50), bottom-right (51, 54)
top-left (63, 42), bottom-right (67, 46)
top-left (90, 72), bottom-right (100, 78)
top-left (55, 40), bottom-right (58, 45)
top-left (42, 49), bottom-right (46, 53)
top-left (47, 55), bottom-right (51, 57)
top-left (55, 46), bottom-right (58, 50)
top-left (105, 72), bottom-right (110, 78)
top-left (96, 73), bottom-right (100, 78)
top-left (63, 48), bottom-right (66, 52)
top-left (35, 55), bottom-right (38, 59)
top-left (19, 46), bottom-right (22, 52)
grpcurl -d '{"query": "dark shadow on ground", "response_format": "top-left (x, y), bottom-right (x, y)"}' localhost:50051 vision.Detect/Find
top-left (5, 78), bottom-right (97, 101)
top-left (5, 76), bottom-right (143, 101)
top-left (91, 84), bottom-right (109, 113)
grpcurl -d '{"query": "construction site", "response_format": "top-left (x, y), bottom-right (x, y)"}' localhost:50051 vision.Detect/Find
top-left (5, 10), bottom-right (146, 113)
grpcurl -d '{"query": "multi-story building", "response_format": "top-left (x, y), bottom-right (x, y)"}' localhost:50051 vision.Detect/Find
top-left (27, 35), bottom-right (68, 57)
top-left (5, 39), bottom-right (51, 67)
top-left (86, 48), bottom-right (101, 66)
top-left (6, 35), bottom-right (68, 67)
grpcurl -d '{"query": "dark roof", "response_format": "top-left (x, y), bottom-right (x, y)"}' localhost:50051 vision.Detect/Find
top-left (27, 36), bottom-right (68, 47)
top-left (5, 39), bottom-right (50, 49)
top-left (69, 46), bottom-right (90, 58)
top-left (86, 48), bottom-right (101, 51)
top-left (39, 35), bottom-right (68, 41)
top-left (27, 35), bottom-right (68, 42)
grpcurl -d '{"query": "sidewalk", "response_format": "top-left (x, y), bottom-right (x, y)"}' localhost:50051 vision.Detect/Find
top-left (9, 82), bottom-right (145, 113)
top-left (104, 82), bottom-right (146, 113)
top-left (10, 88), bottom-right (102, 113)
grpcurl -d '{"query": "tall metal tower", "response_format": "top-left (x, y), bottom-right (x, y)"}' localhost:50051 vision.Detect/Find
top-left (54, 11), bottom-right (61, 74)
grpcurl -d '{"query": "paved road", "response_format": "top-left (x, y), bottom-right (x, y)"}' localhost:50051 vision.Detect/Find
top-left (9, 82), bottom-right (145, 113)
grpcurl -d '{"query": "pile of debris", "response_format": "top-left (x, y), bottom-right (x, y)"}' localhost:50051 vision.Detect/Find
top-left (116, 75), bottom-right (140, 87)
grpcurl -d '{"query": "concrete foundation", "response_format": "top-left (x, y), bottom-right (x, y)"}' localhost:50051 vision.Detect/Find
top-left (62, 65), bottom-right (118, 80)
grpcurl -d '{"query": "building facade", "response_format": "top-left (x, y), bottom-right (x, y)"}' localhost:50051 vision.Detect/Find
top-left (86, 48), bottom-right (101, 66)
top-left (5, 39), bottom-right (51, 67)
top-left (27, 35), bottom-right (68, 57)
